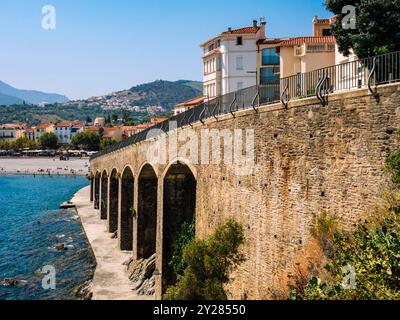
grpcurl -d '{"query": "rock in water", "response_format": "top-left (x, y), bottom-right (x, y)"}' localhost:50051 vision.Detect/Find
top-left (125, 254), bottom-right (156, 295)
top-left (2, 278), bottom-right (18, 287)
top-left (55, 243), bottom-right (66, 251)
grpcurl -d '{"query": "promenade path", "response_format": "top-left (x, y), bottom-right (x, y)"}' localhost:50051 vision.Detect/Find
top-left (71, 186), bottom-right (154, 300)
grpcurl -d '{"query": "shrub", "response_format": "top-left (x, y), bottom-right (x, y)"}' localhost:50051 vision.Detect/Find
top-left (169, 217), bottom-right (196, 277)
top-left (164, 219), bottom-right (245, 300)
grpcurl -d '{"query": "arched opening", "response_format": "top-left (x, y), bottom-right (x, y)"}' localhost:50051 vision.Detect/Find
top-left (100, 171), bottom-right (108, 220)
top-left (94, 172), bottom-right (100, 209)
top-left (137, 164), bottom-right (158, 259)
top-left (108, 169), bottom-right (119, 233)
top-left (162, 163), bottom-right (196, 292)
top-left (120, 167), bottom-right (134, 251)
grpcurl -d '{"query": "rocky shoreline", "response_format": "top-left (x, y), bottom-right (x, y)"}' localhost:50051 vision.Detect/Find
top-left (124, 254), bottom-right (156, 296)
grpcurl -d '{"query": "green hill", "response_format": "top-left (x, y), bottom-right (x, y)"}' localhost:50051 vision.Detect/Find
top-left (129, 80), bottom-right (203, 110)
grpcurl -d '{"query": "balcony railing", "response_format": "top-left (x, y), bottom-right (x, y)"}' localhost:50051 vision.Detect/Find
top-left (91, 51), bottom-right (400, 160)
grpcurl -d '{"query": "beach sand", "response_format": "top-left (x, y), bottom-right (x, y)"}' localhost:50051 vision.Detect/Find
top-left (0, 157), bottom-right (90, 176)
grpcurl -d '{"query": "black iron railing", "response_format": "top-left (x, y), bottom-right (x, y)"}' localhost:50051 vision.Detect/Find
top-left (91, 51), bottom-right (400, 160)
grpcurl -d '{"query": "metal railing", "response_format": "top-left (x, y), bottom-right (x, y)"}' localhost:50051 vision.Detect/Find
top-left (91, 51), bottom-right (400, 160)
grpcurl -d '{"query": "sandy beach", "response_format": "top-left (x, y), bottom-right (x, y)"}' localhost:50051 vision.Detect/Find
top-left (0, 157), bottom-right (90, 176)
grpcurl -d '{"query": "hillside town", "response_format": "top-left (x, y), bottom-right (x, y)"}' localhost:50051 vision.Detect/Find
top-left (0, 116), bottom-right (168, 155)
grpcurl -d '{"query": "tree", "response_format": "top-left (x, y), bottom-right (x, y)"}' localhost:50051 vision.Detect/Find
top-left (12, 137), bottom-right (38, 150)
top-left (111, 114), bottom-right (118, 124)
top-left (325, 0), bottom-right (400, 58)
top-left (106, 114), bottom-right (112, 125)
top-left (164, 219), bottom-right (245, 300)
top-left (71, 131), bottom-right (101, 150)
top-left (100, 137), bottom-right (117, 150)
top-left (39, 132), bottom-right (58, 150)
top-left (86, 116), bottom-right (92, 124)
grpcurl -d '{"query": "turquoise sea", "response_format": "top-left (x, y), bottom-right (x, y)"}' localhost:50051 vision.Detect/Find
top-left (0, 175), bottom-right (95, 300)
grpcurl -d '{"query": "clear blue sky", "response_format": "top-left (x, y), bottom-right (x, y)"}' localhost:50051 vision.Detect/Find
top-left (0, 0), bottom-right (331, 100)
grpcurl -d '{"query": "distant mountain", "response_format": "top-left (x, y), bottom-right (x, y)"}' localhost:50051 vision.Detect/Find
top-left (0, 92), bottom-right (24, 106)
top-left (0, 80), bottom-right (69, 106)
top-left (127, 80), bottom-right (203, 110)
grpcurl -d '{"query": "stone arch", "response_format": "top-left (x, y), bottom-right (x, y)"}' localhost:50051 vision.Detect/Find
top-left (161, 157), bottom-right (197, 180)
top-left (108, 168), bottom-right (119, 233)
top-left (120, 166), bottom-right (134, 251)
top-left (137, 163), bottom-right (158, 259)
top-left (162, 161), bottom-right (197, 292)
top-left (94, 171), bottom-right (101, 209)
top-left (138, 161), bottom-right (159, 179)
top-left (100, 170), bottom-right (108, 219)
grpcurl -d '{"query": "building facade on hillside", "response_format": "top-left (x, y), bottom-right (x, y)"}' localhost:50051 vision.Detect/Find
top-left (35, 123), bottom-right (55, 141)
top-left (25, 128), bottom-right (36, 141)
top-left (102, 127), bottom-right (123, 142)
top-left (0, 124), bottom-right (26, 142)
top-left (200, 19), bottom-right (266, 99)
top-left (94, 117), bottom-right (106, 127)
top-left (54, 121), bottom-right (84, 145)
top-left (174, 96), bottom-right (205, 115)
top-left (122, 123), bottom-right (157, 138)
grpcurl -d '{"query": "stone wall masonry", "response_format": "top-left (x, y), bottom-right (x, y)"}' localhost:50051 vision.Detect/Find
top-left (90, 83), bottom-right (400, 299)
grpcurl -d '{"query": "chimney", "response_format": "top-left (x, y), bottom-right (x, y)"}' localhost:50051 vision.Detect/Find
top-left (259, 17), bottom-right (267, 39)
top-left (228, 27), bottom-right (232, 32)
top-left (253, 20), bottom-right (258, 27)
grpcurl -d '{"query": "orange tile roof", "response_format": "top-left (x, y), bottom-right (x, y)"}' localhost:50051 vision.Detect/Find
top-left (279, 36), bottom-right (336, 47)
top-left (36, 123), bottom-right (53, 129)
top-left (151, 117), bottom-right (168, 124)
top-left (222, 26), bottom-right (260, 35)
top-left (55, 121), bottom-right (73, 127)
top-left (1, 124), bottom-right (26, 129)
top-left (258, 38), bottom-right (284, 45)
top-left (103, 127), bottom-right (121, 133)
top-left (176, 96), bottom-right (205, 108)
top-left (84, 126), bottom-right (99, 132)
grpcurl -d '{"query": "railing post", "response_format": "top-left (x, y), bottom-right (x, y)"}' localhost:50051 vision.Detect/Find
top-left (252, 87), bottom-right (260, 113)
top-left (229, 93), bottom-right (237, 117)
top-left (280, 78), bottom-right (289, 109)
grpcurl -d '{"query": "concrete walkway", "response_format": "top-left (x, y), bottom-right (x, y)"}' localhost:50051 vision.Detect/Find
top-left (71, 186), bottom-right (154, 300)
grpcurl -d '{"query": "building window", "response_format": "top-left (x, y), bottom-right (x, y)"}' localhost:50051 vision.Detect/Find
top-left (236, 56), bottom-right (244, 70)
top-left (236, 36), bottom-right (243, 46)
top-left (322, 28), bottom-right (332, 36)
top-left (262, 48), bottom-right (280, 65)
top-left (260, 66), bottom-right (280, 85)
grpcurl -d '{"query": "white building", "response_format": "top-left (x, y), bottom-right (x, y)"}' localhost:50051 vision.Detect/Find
top-left (200, 19), bottom-right (266, 99)
top-left (54, 121), bottom-right (84, 145)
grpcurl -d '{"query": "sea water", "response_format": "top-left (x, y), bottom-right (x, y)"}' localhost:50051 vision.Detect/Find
top-left (0, 175), bottom-right (95, 300)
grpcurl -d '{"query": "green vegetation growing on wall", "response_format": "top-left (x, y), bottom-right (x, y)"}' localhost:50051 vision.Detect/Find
top-left (164, 219), bottom-right (245, 300)
top-left (169, 217), bottom-right (196, 277)
top-left (289, 134), bottom-right (400, 300)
